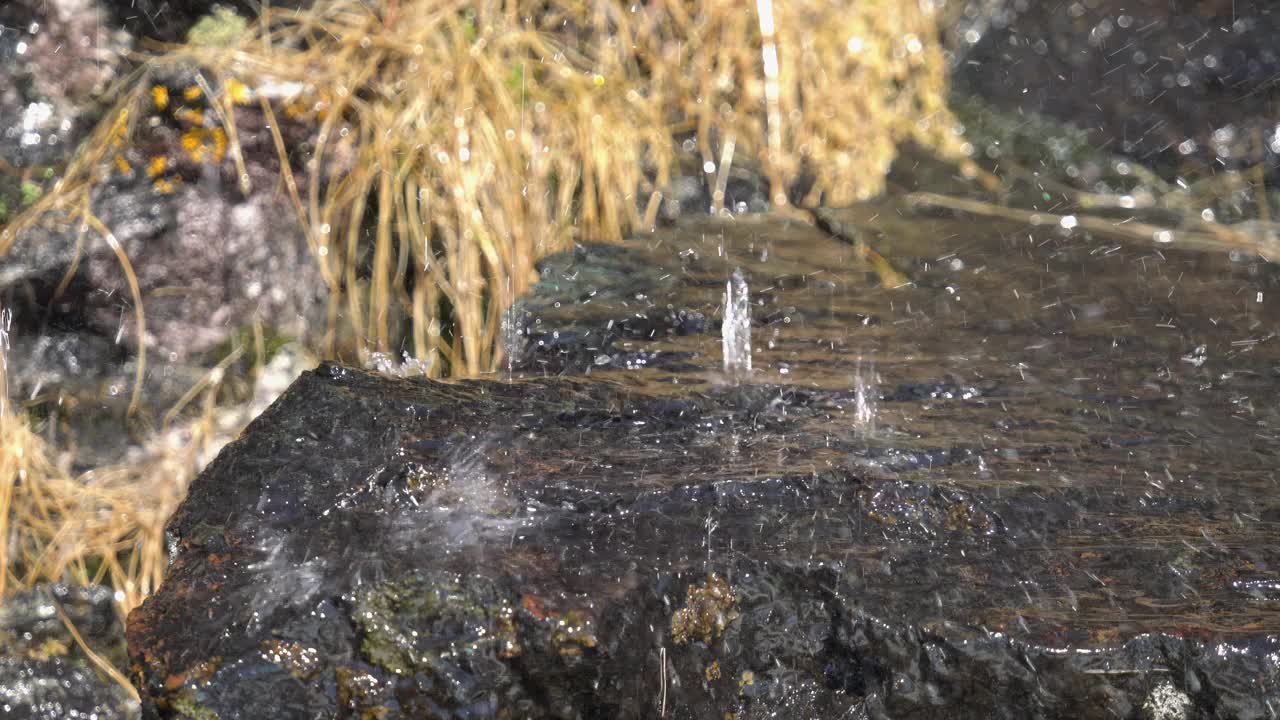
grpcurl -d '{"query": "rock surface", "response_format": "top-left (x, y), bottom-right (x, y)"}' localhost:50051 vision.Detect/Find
top-left (128, 207), bottom-right (1280, 718)
top-left (0, 0), bottom-right (132, 172)
top-left (953, 0), bottom-right (1280, 182)
top-left (0, 584), bottom-right (139, 720)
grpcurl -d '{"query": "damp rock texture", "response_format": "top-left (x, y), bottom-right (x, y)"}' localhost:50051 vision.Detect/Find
top-left (954, 0), bottom-right (1280, 182)
top-left (129, 211), bottom-right (1280, 718)
top-left (0, 0), bottom-right (132, 171)
top-left (0, 584), bottom-right (139, 720)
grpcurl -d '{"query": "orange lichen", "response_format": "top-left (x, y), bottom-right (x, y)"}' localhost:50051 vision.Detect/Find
top-left (671, 574), bottom-right (739, 645)
top-left (145, 156), bottom-right (168, 177)
top-left (151, 85), bottom-right (170, 111)
top-left (182, 85), bottom-right (202, 101)
top-left (174, 107), bottom-right (206, 126)
top-left (211, 126), bottom-right (227, 161)
top-left (224, 78), bottom-right (251, 105)
top-left (113, 155), bottom-right (132, 175)
top-left (179, 127), bottom-right (227, 164)
top-left (152, 178), bottom-right (178, 194)
top-left (180, 129), bottom-right (204, 160)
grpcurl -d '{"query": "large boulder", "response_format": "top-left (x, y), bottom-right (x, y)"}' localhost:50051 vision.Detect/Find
top-left (129, 209), bottom-right (1280, 718)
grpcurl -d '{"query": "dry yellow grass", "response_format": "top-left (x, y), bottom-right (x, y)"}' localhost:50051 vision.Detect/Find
top-left (0, 0), bottom-right (972, 622)
top-left (0, 309), bottom-right (233, 617)
top-left (613, 0), bottom-right (972, 207)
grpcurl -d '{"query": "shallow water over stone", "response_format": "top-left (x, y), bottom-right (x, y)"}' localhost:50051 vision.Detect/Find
top-left (129, 205), bottom-right (1280, 718)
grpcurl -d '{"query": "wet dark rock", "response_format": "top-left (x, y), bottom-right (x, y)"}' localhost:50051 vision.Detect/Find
top-left (662, 172), bottom-right (772, 220)
top-left (0, 0), bottom-right (132, 173)
top-left (130, 212), bottom-right (1280, 717)
top-left (2, 71), bottom-right (328, 443)
top-left (1, 167), bottom-right (324, 469)
top-left (509, 243), bottom-right (709, 374)
top-left (0, 584), bottom-right (139, 720)
top-left (954, 0), bottom-right (1280, 183)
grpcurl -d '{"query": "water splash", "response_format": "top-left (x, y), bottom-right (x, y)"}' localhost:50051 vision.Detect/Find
top-left (499, 279), bottom-right (524, 381)
top-left (499, 308), bottom-right (524, 380)
top-left (853, 358), bottom-right (876, 438)
top-left (721, 269), bottom-right (752, 376)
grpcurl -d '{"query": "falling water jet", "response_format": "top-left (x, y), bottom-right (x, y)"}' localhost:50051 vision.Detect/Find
top-left (853, 358), bottom-right (876, 438)
top-left (721, 268), bottom-right (751, 377)
top-left (499, 281), bottom-right (525, 382)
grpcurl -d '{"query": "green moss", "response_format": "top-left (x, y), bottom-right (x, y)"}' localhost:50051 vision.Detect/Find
top-left (187, 6), bottom-right (248, 48)
top-left (20, 181), bottom-right (42, 206)
top-left (204, 324), bottom-right (294, 367)
top-left (170, 692), bottom-right (221, 720)
top-left (354, 573), bottom-right (488, 677)
top-left (950, 95), bottom-right (1096, 174)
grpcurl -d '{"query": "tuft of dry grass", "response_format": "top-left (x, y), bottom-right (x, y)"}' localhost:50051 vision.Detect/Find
top-left (608, 0), bottom-right (973, 208)
top-left (0, 308), bottom-right (232, 617)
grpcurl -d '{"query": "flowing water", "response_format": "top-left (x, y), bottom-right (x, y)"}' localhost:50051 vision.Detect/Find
top-left (510, 202), bottom-right (1280, 643)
